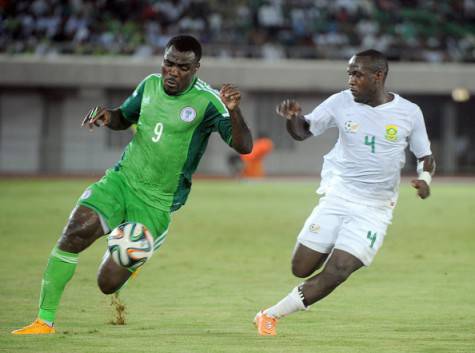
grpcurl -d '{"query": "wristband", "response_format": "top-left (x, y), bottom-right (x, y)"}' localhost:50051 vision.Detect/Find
top-left (418, 171), bottom-right (432, 185)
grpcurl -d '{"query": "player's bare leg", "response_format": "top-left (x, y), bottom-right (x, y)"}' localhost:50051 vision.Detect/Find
top-left (255, 244), bottom-right (329, 335)
top-left (256, 249), bottom-right (362, 336)
top-left (300, 249), bottom-right (363, 305)
top-left (97, 254), bottom-right (132, 294)
top-left (97, 254), bottom-right (133, 325)
top-left (291, 243), bottom-right (329, 278)
top-left (58, 205), bottom-right (105, 252)
top-left (12, 205), bottom-right (104, 334)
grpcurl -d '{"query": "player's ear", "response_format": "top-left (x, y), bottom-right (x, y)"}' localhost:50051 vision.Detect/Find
top-left (374, 70), bottom-right (385, 82)
top-left (193, 62), bottom-right (200, 73)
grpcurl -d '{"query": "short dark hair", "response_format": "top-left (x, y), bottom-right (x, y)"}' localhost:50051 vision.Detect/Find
top-left (355, 49), bottom-right (388, 79)
top-left (165, 35), bottom-right (202, 62)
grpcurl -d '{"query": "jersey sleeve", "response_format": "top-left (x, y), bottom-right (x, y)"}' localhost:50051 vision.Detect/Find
top-left (119, 77), bottom-right (147, 123)
top-left (304, 96), bottom-right (338, 136)
top-left (204, 99), bottom-right (233, 147)
top-left (408, 106), bottom-right (432, 158)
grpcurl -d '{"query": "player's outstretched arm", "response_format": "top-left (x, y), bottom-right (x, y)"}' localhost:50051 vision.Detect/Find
top-left (82, 107), bottom-right (132, 131)
top-left (220, 84), bottom-right (253, 154)
top-left (411, 155), bottom-right (436, 199)
top-left (276, 99), bottom-right (312, 141)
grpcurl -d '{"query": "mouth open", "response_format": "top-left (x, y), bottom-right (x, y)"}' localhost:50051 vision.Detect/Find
top-left (165, 78), bottom-right (177, 88)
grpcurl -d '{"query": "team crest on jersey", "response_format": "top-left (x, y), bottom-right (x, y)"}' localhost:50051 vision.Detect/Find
top-left (180, 107), bottom-right (196, 122)
top-left (385, 124), bottom-right (398, 141)
top-left (309, 224), bottom-right (320, 233)
top-left (344, 121), bottom-right (359, 133)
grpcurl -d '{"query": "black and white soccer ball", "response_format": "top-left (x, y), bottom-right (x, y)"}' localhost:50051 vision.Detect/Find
top-left (107, 222), bottom-right (154, 270)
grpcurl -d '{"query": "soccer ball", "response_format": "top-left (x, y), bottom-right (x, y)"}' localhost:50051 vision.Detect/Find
top-left (107, 222), bottom-right (154, 270)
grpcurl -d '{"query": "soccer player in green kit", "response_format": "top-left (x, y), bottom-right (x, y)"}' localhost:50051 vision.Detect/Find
top-left (12, 35), bottom-right (253, 334)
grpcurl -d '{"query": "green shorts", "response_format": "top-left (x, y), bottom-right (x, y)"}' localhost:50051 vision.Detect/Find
top-left (78, 168), bottom-right (170, 252)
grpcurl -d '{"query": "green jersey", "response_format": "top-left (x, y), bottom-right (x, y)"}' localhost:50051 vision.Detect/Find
top-left (117, 74), bottom-right (233, 211)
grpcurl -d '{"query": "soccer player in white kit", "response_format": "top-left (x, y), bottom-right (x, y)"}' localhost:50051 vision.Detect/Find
top-left (254, 49), bottom-right (436, 336)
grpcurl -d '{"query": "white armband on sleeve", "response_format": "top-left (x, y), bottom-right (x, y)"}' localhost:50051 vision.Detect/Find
top-left (417, 160), bottom-right (432, 185)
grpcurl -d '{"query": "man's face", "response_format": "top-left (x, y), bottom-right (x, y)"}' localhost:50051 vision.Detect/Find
top-left (161, 46), bottom-right (200, 95)
top-left (347, 56), bottom-right (381, 104)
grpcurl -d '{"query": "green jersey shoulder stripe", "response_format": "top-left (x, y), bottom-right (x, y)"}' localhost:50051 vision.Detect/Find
top-left (194, 82), bottom-right (233, 144)
top-left (195, 80), bottom-right (229, 116)
top-left (195, 81), bottom-right (230, 117)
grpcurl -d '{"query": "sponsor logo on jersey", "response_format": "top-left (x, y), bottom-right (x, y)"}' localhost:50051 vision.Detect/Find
top-left (385, 124), bottom-right (398, 141)
top-left (80, 188), bottom-right (92, 200)
top-left (180, 107), bottom-right (197, 122)
top-left (344, 121), bottom-right (359, 133)
top-left (309, 224), bottom-right (320, 233)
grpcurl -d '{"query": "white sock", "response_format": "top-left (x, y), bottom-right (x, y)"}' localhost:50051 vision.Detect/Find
top-left (263, 286), bottom-right (307, 319)
top-left (40, 319), bottom-right (54, 327)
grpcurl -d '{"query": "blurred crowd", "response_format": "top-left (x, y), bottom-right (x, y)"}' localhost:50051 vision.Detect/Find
top-left (1, 0), bottom-right (474, 62)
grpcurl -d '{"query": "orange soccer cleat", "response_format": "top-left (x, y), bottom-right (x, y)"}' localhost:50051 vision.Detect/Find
top-left (11, 319), bottom-right (55, 335)
top-left (254, 311), bottom-right (278, 336)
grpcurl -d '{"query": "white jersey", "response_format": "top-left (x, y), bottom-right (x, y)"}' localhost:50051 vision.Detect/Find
top-left (304, 89), bottom-right (432, 206)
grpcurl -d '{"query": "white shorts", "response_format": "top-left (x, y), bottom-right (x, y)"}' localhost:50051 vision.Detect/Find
top-left (297, 195), bottom-right (394, 266)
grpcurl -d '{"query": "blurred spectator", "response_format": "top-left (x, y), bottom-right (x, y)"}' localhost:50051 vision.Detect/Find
top-left (227, 133), bottom-right (274, 178)
top-left (240, 133), bottom-right (274, 178)
top-left (1, 0), bottom-right (474, 62)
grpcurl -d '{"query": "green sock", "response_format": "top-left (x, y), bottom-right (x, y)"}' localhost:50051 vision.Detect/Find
top-left (38, 246), bottom-right (78, 323)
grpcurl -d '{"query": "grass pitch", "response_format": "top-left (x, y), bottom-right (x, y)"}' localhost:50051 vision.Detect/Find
top-left (0, 178), bottom-right (474, 353)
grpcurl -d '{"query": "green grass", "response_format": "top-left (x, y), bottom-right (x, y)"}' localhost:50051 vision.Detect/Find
top-left (0, 178), bottom-right (474, 353)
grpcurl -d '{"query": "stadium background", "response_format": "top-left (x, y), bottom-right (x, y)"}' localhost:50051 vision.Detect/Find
top-left (1, 2), bottom-right (475, 353)
top-left (0, 0), bottom-right (474, 176)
